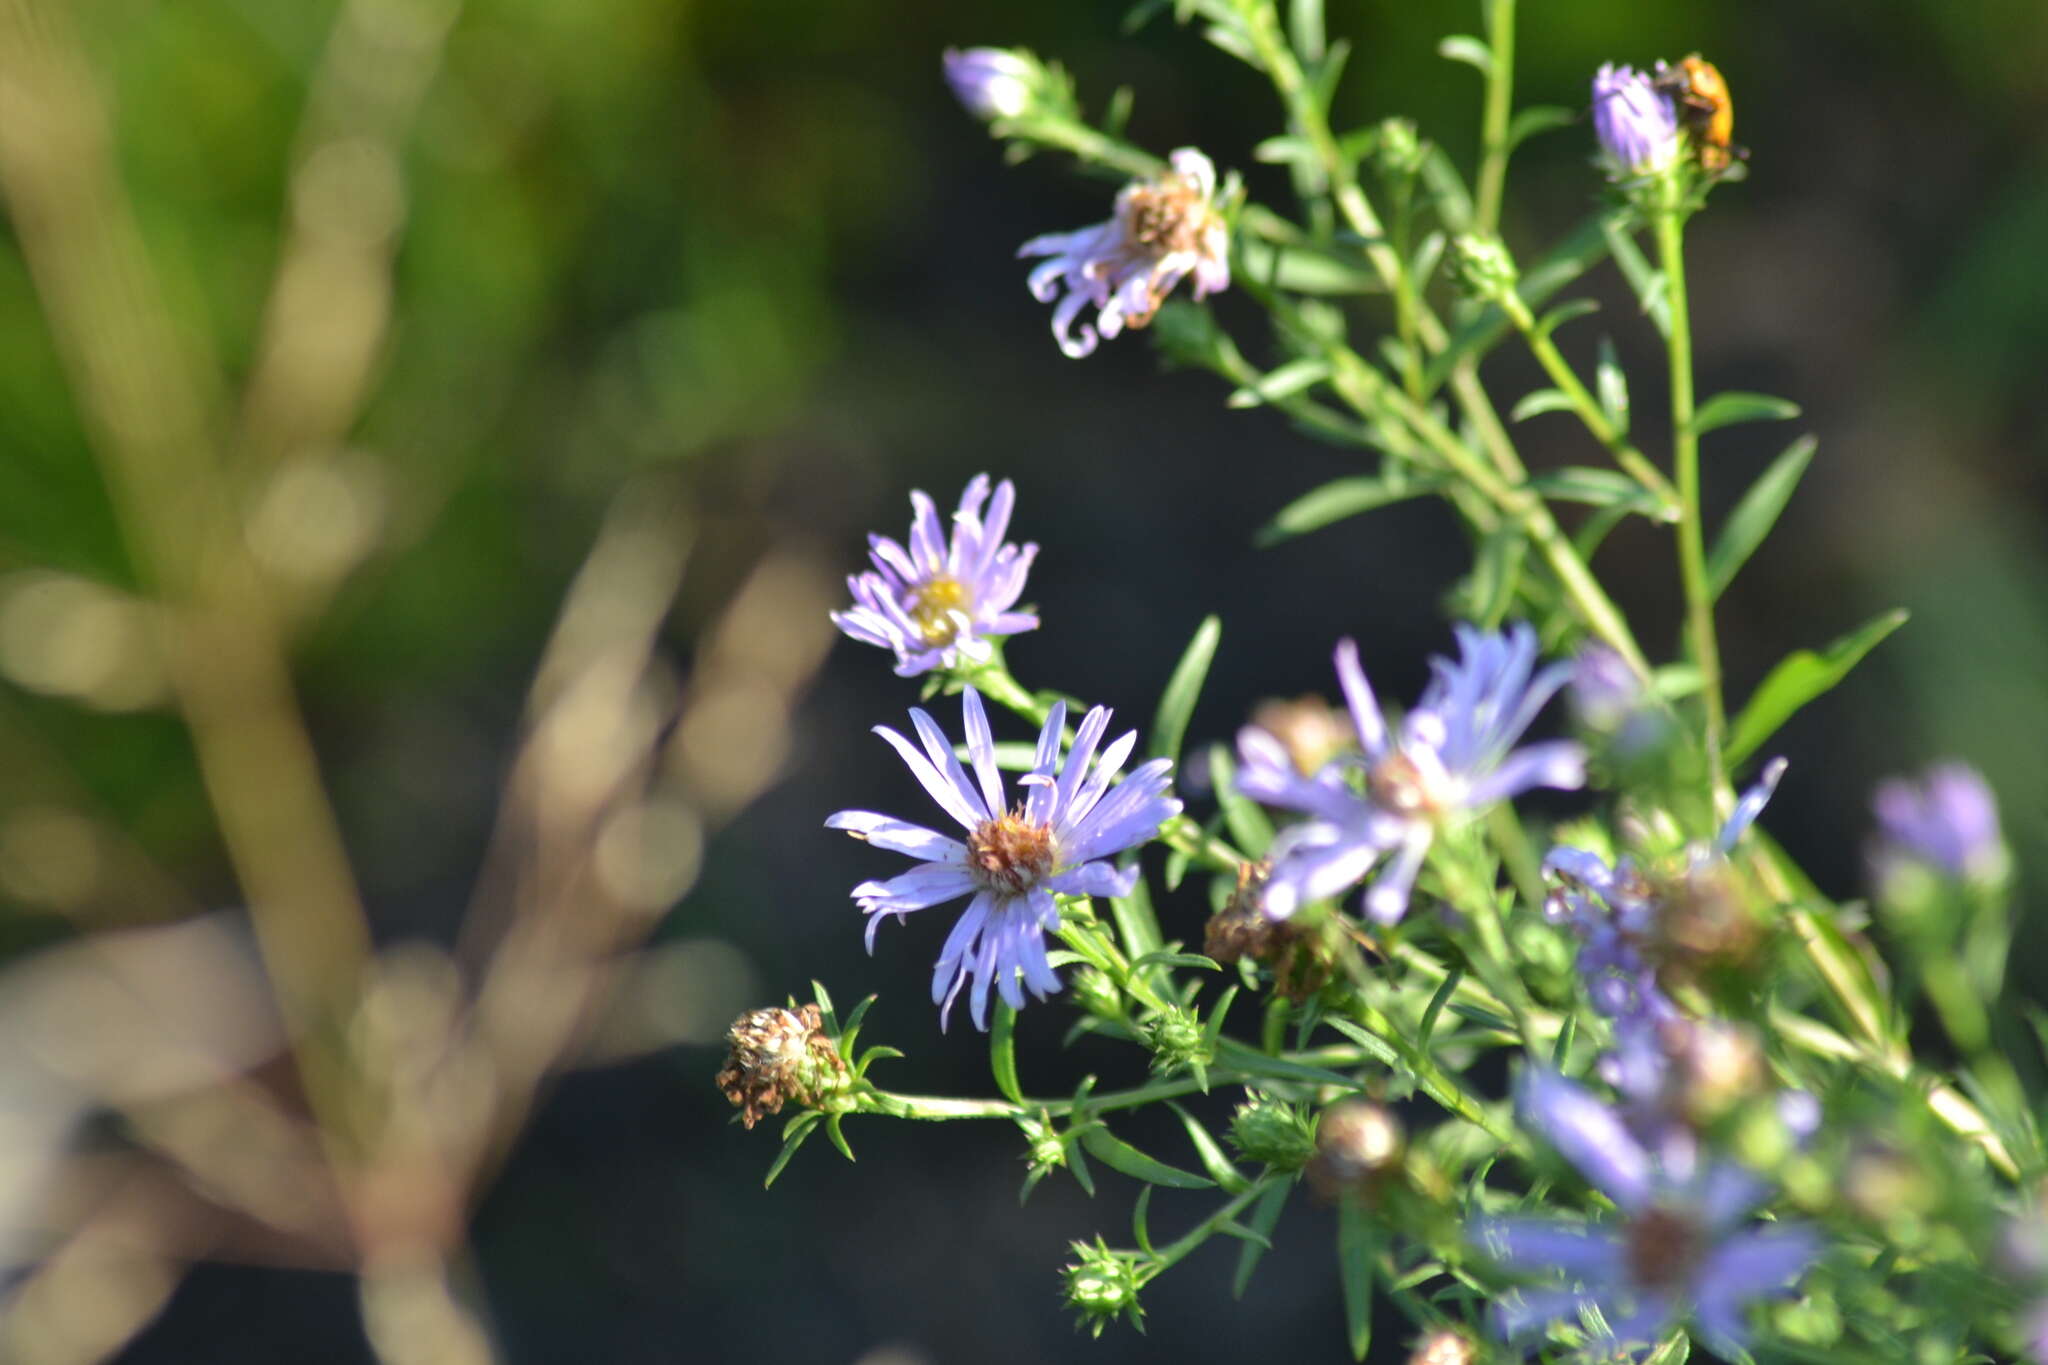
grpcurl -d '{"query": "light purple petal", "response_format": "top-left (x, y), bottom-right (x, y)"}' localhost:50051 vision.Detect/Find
top-left (912, 706), bottom-right (993, 824)
top-left (851, 861), bottom-right (977, 913)
top-left (1474, 1217), bottom-right (1625, 1279)
top-left (961, 687), bottom-right (1007, 819)
top-left (1334, 638), bottom-right (1387, 756)
top-left (1517, 1069), bottom-right (1652, 1211)
top-left (1048, 860), bottom-right (1136, 899)
top-left (825, 810), bottom-right (966, 862)
top-left (1464, 740), bottom-right (1587, 806)
top-left (873, 722), bottom-right (983, 831)
top-left (1718, 756), bottom-right (1787, 851)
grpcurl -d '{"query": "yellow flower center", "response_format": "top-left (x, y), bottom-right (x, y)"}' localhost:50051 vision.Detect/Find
top-left (967, 813), bottom-right (1058, 896)
top-left (909, 575), bottom-right (972, 647)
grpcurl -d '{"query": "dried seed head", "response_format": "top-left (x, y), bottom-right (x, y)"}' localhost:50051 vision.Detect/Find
top-left (1406, 1330), bottom-right (1477, 1365)
top-left (1248, 695), bottom-right (1353, 775)
top-left (715, 1004), bottom-right (845, 1129)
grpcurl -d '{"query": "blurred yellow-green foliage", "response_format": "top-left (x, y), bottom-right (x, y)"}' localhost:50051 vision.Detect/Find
top-left (0, 0), bottom-right (2045, 1360)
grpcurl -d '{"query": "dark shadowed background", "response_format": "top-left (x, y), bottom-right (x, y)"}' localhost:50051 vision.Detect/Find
top-left (1, 0), bottom-right (2044, 1361)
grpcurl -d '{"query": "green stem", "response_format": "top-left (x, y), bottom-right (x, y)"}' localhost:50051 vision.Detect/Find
top-left (1326, 349), bottom-right (1652, 678)
top-left (1654, 192), bottom-right (1726, 793)
top-left (862, 1044), bottom-right (1390, 1122)
top-left (1149, 1178), bottom-right (1274, 1272)
top-left (1497, 289), bottom-right (1680, 513)
top-left (1473, 0), bottom-right (1515, 237)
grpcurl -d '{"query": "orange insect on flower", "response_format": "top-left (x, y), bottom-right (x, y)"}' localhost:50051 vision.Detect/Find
top-left (1655, 54), bottom-right (1736, 173)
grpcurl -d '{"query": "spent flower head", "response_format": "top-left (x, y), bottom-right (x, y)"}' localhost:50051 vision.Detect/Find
top-left (1475, 1069), bottom-right (1819, 1356)
top-left (1018, 148), bottom-right (1230, 359)
top-left (827, 688), bottom-right (1179, 1029)
top-left (715, 1004), bottom-right (847, 1129)
top-left (831, 474), bottom-right (1038, 677)
top-left (1238, 624), bottom-right (1584, 924)
top-left (1592, 62), bottom-right (1680, 179)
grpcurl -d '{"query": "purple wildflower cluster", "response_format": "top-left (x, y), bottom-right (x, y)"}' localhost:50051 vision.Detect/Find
top-left (1017, 148), bottom-right (1231, 359)
top-left (1236, 625), bottom-right (1585, 925)
top-left (828, 688), bottom-right (1179, 1030)
top-left (1479, 1069), bottom-right (1819, 1355)
top-left (830, 474), bottom-right (1039, 677)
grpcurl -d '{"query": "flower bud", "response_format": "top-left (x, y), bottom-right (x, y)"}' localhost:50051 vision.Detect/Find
top-left (1592, 63), bottom-right (1679, 178)
top-left (1307, 1098), bottom-right (1405, 1199)
top-left (1228, 1097), bottom-right (1318, 1172)
top-left (1143, 1005), bottom-right (1212, 1077)
top-left (941, 47), bottom-right (1040, 121)
top-left (1451, 234), bottom-right (1519, 301)
top-left (1062, 1238), bottom-right (1146, 1336)
top-left (1869, 762), bottom-right (2009, 891)
top-left (715, 1004), bottom-right (846, 1128)
top-left (1375, 117), bottom-right (1424, 179)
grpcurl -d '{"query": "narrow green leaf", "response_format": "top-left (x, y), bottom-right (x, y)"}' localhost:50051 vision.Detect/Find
top-left (1419, 145), bottom-right (1473, 232)
top-left (1550, 1011), bottom-right (1577, 1070)
top-left (1235, 237), bottom-right (1381, 295)
top-left (1129, 949), bottom-right (1222, 973)
top-left (1151, 615), bottom-right (1221, 763)
top-left (1726, 609), bottom-right (1910, 766)
top-left (1232, 1181), bottom-right (1292, 1297)
top-left (1437, 34), bottom-right (1492, 76)
top-left (1338, 1199), bottom-right (1377, 1359)
top-left (1507, 104), bottom-right (1575, 150)
top-left (1534, 296), bottom-right (1599, 340)
top-left (1707, 436), bottom-right (1817, 600)
top-left (1418, 967), bottom-right (1463, 1049)
top-left (1209, 744), bottom-right (1276, 853)
top-left (1111, 869), bottom-right (1165, 963)
top-left (1167, 1102), bottom-right (1254, 1193)
top-left (1694, 390), bottom-right (1801, 436)
top-left (1526, 466), bottom-right (1660, 513)
top-left (823, 1114), bottom-right (856, 1162)
top-left (1132, 1185), bottom-right (1156, 1255)
top-left (990, 1002), bottom-right (1024, 1106)
top-left (1602, 217), bottom-right (1670, 337)
top-left (1078, 1125), bottom-right (1216, 1189)
top-left (1595, 335), bottom-right (1630, 437)
top-left (1410, 231), bottom-right (1447, 289)
top-left (1309, 40), bottom-right (1351, 114)
top-left (1509, 388), bottom-right (1575, 423)
top-left (1643, 1327), bottom-right (1691, 1364)
top-left (1253, 474), bottom-right (1449, 548)
top-left (1316, 1016), bottom-right (1402, 1069)
top-left (1290, 0), bottom-right (1326, 61)
top-left (809, 980), bottom-right (837, 1031)
top-left (763, 1116), bottom-right (819, 1188)
top-left (1228, 357), bottom-right (1332, 408)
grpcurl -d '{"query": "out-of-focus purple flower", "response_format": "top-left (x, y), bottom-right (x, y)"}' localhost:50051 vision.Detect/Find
top-left (827, 689), bottom-right (1179, 1029)
top-left (943, 47), bottom-right (1038, 121)
top-left (1474, 1070), bottom-right (1819, 1356)
top-left (831, 474), bottom-right (1039, 677)
top-left (1018, 148), bottom-right (1230, 359)
top-left (1237, 624), bottom-right (1584, 925)
top-left (1870, 761), bottom-right (2005, 883)
top-left (1592, 63), bottom-right (1679, 178)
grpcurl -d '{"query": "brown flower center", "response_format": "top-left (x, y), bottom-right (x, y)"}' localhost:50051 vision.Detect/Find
top-left (908, 575), bottom-right (972, 647)
top-left (967, 813), bottom-right (1058, 896)
top-left (1624, 1205), bottom-right (1705, 1293)
top-left (1121, 180), bottom-right (1209, 257)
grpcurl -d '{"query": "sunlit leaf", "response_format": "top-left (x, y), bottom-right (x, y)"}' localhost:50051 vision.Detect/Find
top-left (1726, 609), bottom-right (1910, 766)
top-left (1707, 436), bottom-right (1817, 600)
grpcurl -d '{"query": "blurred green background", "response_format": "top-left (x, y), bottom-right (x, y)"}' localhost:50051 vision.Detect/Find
top-left (1, 0), bottom-right (2045, 1360)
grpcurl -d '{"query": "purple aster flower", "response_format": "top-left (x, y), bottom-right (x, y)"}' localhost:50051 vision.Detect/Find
top-left (1017, 148), bottom-right (1231, 359)
top-left (1475, 1069), bottom-right (1819, 1357)
top-left (827, 688), bottom-right (1180, 1029)
top-left (1237, 624), bottom-right (1585, 925)
top-left (1869, 761), bottom-right (2005, 883)
top-left (830, 474), bottom-right (1039, 677)
top-left (1592, 63), bottom-right (1679, 178)
top-left (943, 47), bottom-right (1038, 121)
